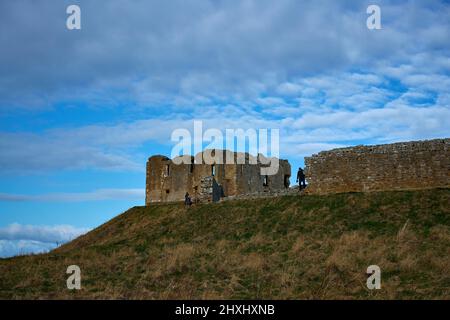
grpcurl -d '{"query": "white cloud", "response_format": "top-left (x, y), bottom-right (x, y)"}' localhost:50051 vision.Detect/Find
top-left (0, 132), bottom-right (142, 173)
top-left (0, 68), bottom-right (448, 174)
top-left (0, 223), bottom-right (89, 243)
top-left (280, 142), bottom-right (347, 157)
top-left (276, 82), bottom-right (302, 96)
top-left (0, 240), bottom-right (56, 258)
top-left (1, 1), bottom-right (449, 109)
top-left (0, 223), bottom-right (90, 257)
top-left (0, 2), bottom-right (448, 174)
top-left (0, 188), bottom-right (145, 202)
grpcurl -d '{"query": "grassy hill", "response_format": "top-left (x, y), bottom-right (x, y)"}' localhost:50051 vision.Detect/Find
top-left (0, 188), bottom-right (449, 299)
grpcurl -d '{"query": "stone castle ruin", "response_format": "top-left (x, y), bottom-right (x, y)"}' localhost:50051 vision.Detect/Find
top-left (146, 138), bottom-right (449, 204)
top-left (146, 150), bottom-right (291, 205)
top-left (305, 138), bottom-right (449, 194)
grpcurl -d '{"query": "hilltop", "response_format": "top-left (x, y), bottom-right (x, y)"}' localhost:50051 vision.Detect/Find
top-left (0, 188), bottom-right (449, 299)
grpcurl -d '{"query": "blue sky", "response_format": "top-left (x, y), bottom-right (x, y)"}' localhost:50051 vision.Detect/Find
top-left (0, 0), bottom-right (449, 257)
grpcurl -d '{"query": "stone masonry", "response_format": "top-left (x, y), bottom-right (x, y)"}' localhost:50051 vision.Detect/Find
top-left (304, 138), bottom-right (450, 194)
top-left (146, 149), bottom-right (291, 204)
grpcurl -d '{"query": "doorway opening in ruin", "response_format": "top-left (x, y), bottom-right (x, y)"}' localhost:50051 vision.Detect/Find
top-left (263, 175), bottom-right (268, 187)
top-left (284, 175), bottom-right (290, 188)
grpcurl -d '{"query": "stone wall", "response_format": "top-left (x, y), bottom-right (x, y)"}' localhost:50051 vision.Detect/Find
top-left (145, 150), bottom-right (291, 205)
top-left (304, 138), bottom-right (450, 194)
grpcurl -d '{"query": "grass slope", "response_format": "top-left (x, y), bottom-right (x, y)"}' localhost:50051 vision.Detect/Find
top-left (0, 189), bottom-right (449, 299)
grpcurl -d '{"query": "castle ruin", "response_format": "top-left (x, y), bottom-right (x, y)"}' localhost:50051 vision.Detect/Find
top-left (145, 149), bottom-right (291, 204)
top-left (305, 138), bottom-right (450, 194)
top-left (146, 138), bottom-right (449, 204)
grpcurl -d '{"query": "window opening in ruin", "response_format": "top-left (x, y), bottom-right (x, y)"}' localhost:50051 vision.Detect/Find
top-left (263, 175), bottom-right (268, 187)
top-left (165, 164), bottom-right (170, 177)
top-left (212, 164), bottom-right (216, 176)
top-left (165, 189), bottom-right (170, 194)
top-left (190, 163), bottom-right (194, 173)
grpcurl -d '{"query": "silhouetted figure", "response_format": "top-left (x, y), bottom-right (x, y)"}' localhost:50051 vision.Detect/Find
top-left (184, 192), bottom-right (192, 207)
top-left (296, 167), bottom-right (306, 190)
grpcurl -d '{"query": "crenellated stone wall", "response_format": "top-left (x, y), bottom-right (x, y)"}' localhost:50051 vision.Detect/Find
top-left (304, 138), bottom-right (450, 194)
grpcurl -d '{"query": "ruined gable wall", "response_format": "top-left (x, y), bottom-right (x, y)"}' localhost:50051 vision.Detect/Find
top-left (233, 158), bottom-right (291, 194)
top-left (145, 155), bottom-right (194, 204)
top-left (304, 138), bottom-right (450, 194)
top-left (145, 155), bottom-right (169, 204)
top-left (266, 160), bottom-right (290, 191)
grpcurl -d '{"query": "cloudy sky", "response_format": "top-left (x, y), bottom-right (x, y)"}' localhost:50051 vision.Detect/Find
top-left (0, 0), bottom-right (449, 257)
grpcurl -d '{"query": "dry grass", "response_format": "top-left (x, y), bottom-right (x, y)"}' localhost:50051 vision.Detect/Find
top-left (0, 188), bottom-right (449, 299)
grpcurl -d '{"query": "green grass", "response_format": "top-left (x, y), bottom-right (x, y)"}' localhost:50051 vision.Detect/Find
top-left (0, 188), bottom-right (449, 299)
